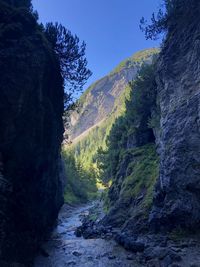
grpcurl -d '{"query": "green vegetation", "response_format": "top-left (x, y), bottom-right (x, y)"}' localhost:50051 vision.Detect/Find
top-left (68, 83), bottom-right (131, 184)
top-left (96, 62), bottom-right (160, 216)
top-left (78, 48), bottom-right (159, 106)
top-left (140, 0), bottom-right (190, 40)
top-left (98, 63), bottom-right (158, 183)
top-left (63, 51), bottom-right (160, 213)
top-left (0, 0), bottom-right (92, 262)
top-left (110, 48), bottom-right (159, 75)
top-left (62, 149), bottom-right (97, 204)
top-left (62, 77), bottom-right (131, 204)
top-left (44, 22), bottom-right (92, 109)
top-left (1, 0), bottom-right (32, 9)
top-left (119, 144), bottom-right (159, 210)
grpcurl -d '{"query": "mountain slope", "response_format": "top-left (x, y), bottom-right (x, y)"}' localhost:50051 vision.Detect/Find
top-left (63, 49), bottom-right (159, 204)
top-left (68, 48), bottom-right (159, 141)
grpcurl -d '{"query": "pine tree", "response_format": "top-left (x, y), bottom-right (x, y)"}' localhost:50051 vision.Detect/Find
top-left (1, 0), bottom-right (32, 9)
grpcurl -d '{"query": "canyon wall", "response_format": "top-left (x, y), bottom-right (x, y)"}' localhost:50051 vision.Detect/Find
top-left (0, 1), bottom-right (64, 264)
top-left (150, 0), bottom-right (200, 231)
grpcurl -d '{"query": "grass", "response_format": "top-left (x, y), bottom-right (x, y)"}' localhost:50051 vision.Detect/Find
top-left (120, 144), bottom-right (159, 211)
top-left (101, 188), bottom-right (110, 213)
top-left (64, 189), bottom-right (80, 204)
top-left (169, 227), bottom-right (195, 241)
top-left (110, 48), bottom-right (159, 75)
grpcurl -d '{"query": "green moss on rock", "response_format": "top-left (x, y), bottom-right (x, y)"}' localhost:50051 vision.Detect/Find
top-left (120, 144), bottom-right (159, 210)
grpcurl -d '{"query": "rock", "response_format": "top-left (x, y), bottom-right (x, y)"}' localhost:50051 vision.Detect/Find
top-left (96, 255), bottom-right (101, 260)
top-left (150, 1), bottom-right (200, 232)
top-left (130, 241), bottom-right (145, 253)
top-left (126, 254), bottom-right (134, 260)
top-left (75, 228), bottom-right (82, 237)
top-left (168, 251), bottom-right (182, 262)
top-left (161, 255), bottom-right (173, 267)
top-left (68, 49), bottom-right (156, 140)
top-left (108, 254), bottom-right (116, 260)
top-left (190, 264), bottom-right (200, 267)
top-left (170, 247), bottom-right (182, 253)
top-left (188, 239), bottom-right (198, 246)
top-left (66, 261), bottom-right (76, 266)
top-left (39, 248), bottom-right (49, 257)
top-left (144, 247), bottom-right (168, 260)
top-left (147, 258), bottom-right (160, 267)
top-left (180, 242), bottom-right (189, 248)
top-left (0, 263), bottom-right (26, 267)
top-left (122, 238), bottom-right (145, 253)
top-left (0, 1), bottom-right (64, 263)
top-left (101, 252), bottom-right (109, 257)
top-left (105, 233), bottom-right (113, 239)
top-left (72, 251), bottom-right (82, 257)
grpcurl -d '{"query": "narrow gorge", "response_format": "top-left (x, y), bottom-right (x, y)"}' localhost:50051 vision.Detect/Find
top-left (0, 0), bottom-right (200, 267)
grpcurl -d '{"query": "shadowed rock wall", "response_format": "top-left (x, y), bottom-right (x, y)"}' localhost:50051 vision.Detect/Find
top-left (150, 0), bottom-right (200, 231)
top-left (0, 1), bottom-right (64, 264)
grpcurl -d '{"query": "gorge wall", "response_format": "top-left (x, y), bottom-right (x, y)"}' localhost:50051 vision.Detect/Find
top-left (103, 0), bottom-right (200, 236)
top-left (150, 0), bottom-right (200, 231)
top-left (0, 1), bottom-right (64, 265)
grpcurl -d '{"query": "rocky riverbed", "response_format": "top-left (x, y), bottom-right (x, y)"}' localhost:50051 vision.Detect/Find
top-left (34, 200), bottom-right (200, 267)
top-left (34, 201), bottom-right (141, 267)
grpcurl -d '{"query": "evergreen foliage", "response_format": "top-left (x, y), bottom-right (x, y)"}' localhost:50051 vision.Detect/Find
top-left (140, 0), bottom-right (193, 40)
top-left (95, 62), bottom-right (159, 215)
top-left (69, 84), bottom-right (131, 186)
top-left (62, 149), bottom-right (97, 204)
top-left (45, 22), bottom-right (92, 109)
top-left (99, 63), bottom-right (158, 183)
top-left (1, 0), bottom-right (32, 9)
top-left (0, 1), bottom-right (92, 261)
top-left (65, 50), bottom-right (159, 207)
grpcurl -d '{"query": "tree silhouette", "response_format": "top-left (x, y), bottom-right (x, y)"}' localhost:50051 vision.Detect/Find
top-left (1, 0), bottom-right (32, 9)
top-left (45, 22), bottom-right (92, 109)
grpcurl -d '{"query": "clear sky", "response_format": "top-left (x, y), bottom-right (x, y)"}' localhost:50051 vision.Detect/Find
top-left (32, 0), bottom-right (162, 90)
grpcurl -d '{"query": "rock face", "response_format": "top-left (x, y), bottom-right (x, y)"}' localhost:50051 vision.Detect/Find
top-left (150, 0), bottom-right (200, 231)
top-left (95, 63), bottom-right (159, 233)
top-left (68, 48), bottom-right (158, 141)
top-left (0, 1), bottom-right (64, 265)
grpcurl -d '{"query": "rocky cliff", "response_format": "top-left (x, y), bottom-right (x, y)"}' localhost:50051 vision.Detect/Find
top-left (0, 1), bottom-right (64, 265)
top-left (68, 48), bottom-right (158, 141)
top-left (150, 0), bottom-right (200, 231)
top-left (99, 62), bottom-right (159, 230)
top-left (66, 1), bottom-right (200, 266)
top-left (102, 0), bottom-right (200, 236)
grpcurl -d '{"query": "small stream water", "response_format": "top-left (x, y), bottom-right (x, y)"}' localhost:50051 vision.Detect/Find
top-left (34, 202), bottom-right (140, 267)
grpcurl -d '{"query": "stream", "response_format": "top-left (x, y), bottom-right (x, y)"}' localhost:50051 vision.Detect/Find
top-left (34, 202), bottom-right (140, 267)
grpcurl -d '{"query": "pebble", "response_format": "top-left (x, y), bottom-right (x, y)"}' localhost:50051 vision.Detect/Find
top-left (66, 261), bottom-right (76, 266)
top-left (108, 254), bottom-right (116, 260)
top-left (126, 255), bottom-right (134, 260)
top-left (72, 251), bottom-right (82, 257)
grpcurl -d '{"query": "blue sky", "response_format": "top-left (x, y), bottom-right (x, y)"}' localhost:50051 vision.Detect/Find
top-left (32, 0), bottom-right (162, 90)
